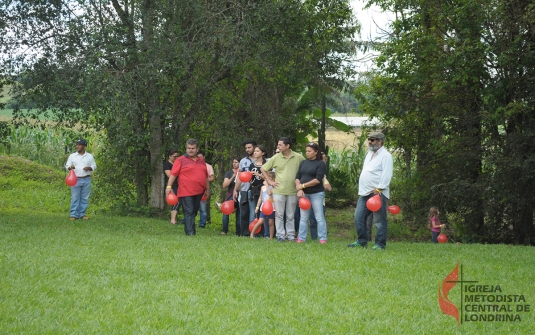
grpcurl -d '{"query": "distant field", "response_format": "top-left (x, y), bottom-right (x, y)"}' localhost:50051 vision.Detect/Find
top-left (0, 107), bottom-right (363, 149)
top-left (0, 109), bottom-right (13, 120)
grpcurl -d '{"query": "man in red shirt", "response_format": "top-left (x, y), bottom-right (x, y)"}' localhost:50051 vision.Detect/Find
top-left (166, 138), bottom-right (209, 236)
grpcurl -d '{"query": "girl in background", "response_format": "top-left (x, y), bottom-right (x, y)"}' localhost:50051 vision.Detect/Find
top-left (429, 206), bottom-right (445, 243)
top-left (164, 149), bottom-right (180, 224)
top-left (251, 171), bottom-right (276, 239)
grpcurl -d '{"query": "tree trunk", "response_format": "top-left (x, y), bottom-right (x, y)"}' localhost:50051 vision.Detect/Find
top-left (149, 112), bottom-right (165, 209)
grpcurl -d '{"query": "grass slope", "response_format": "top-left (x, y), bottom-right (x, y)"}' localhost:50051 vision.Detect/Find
top-left (0, 209), bottom-right (534, 334)
top-left (0, 155), bottom-right (71, 212)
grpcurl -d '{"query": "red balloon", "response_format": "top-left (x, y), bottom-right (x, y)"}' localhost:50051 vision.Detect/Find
top-left (261, 201), bottom-right (274, 215)
top-left (239, 171), bottom-right (252, 183)
top-left (166, 192), bottom-right (178, 206)
top-left (65, 169), bottom-right (78, 186)
top-left (438, 233), bottom-right (448, 244)
top-left (249, 219), bottom-right (261, 234)
top-left (298, 197), bottom-right (311, 210)
top-left (387, 205), bottom-right (400, 215)
top-left (366, 195), bottom-right (382, 212)
top-left (221, 200), bottom-right (234, 215)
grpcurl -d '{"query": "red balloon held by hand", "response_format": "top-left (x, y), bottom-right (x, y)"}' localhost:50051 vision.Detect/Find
top-left (65, 169), bottom-right (78, 186)
top-left (387, 205), bottom-right (400, 215)
top-left (239, 171), bottom-right (252, 183)
top-left (366, 195), bottom-right (382, 212)
top-left (262, 201), bottom-right (274, 215)
top-left (438, 233), bottom-right (448, 244)
top-left (221, 200), bottom-right (234, 215)
top-left (166, 192), bottom-right (178, 206)
top-left (298, 197), bottom-right (311, 210)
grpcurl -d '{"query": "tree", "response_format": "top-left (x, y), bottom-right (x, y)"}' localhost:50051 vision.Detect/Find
top-left (360, 0), bottom-right (535, 244)
top-left (1, 0), bottom-right (359, 209)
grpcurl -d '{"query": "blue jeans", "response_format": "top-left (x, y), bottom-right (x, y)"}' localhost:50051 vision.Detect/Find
top-left (222, 195), bottom-right (239, 235)
top-left (432, 231), bottom-right (440, 243)
top-left (354, 193), bottom-right (388, 248)
top-left (248, 190), bottom-right (258, 222)
top-left (298, 192), bottom-right (327, 241)
top-left (70, 177), bottom-right (92, 218)
top-left (309, 205), bottom-right (326, 240)
top-left (199, 198), bottom-right (207, 227)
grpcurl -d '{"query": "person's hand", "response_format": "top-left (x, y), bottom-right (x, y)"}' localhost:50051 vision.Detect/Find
top-left (83, 166), bottom-right (92, 171)
top-left (69, 165), bottom-right (75, 170)
top-left (233, 190), bottom-right (238, 199)
top-left (165, 188), bottom-right (172, 195)
top-left (440, 224), bottom-right (446, 229)
top-left (269, 180), bottom-right (279, 188)
top-left (255, 208), bottom-right (259, 213)
top-left (297, 189), bottom-right (304, 198)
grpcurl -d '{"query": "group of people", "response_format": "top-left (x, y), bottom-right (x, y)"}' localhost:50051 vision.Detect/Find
top-left (68, 132), bottom-right (435, 249)
top-left (161, 133), bottom-right (395, 248)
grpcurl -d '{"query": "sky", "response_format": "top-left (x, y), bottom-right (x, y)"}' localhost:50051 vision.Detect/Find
top-left (350, 0), bottom-right (393, 71)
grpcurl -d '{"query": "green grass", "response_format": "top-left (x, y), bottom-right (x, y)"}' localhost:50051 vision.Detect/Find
top-left (1, 209), bottom-right (534, 334)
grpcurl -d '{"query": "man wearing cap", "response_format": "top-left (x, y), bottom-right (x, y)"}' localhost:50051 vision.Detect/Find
top-left (65, 139), bottom-right (97, 220)
top-left (348, 131), bottom-right (393, 250)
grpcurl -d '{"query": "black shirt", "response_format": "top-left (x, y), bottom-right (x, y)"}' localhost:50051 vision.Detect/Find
top-left (296, 159), bottom-right (326, 194)
top-left (164, 161), bottom-right (178, 191)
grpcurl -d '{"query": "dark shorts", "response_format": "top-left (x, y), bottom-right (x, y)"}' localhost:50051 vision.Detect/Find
top-left (260, 211), bottom-right (275, 220)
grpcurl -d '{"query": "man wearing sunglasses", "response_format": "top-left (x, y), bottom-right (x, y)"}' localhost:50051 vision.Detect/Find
top-left (348, 131), bottom-right (393, 250)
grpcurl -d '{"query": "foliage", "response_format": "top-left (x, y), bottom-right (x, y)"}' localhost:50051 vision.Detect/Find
top-left (2, 209), bottom-right (535, 334)
top-left (360, 0), bottom-right (535, 245)
top-left (0, 0), bottom-right (358, 210)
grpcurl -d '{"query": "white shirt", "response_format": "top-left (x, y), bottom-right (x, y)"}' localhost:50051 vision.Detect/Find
top-left (358, 146), bottom-right (393, 198)
top-left (65, 152), bottom-right (97, 177)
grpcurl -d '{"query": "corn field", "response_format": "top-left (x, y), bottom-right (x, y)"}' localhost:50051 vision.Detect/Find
top-left (0, 123), bottom-right (103, 170)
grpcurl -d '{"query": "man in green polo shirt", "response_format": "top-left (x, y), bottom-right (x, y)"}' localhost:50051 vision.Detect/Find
top-left (261, 137), bottom-right (305, 242)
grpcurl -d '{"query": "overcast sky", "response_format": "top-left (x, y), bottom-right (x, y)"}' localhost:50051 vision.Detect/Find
top-left (350, 0), bottom-right (393, 71)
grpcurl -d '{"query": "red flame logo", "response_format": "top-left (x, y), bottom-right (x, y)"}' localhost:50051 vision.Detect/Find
top-left (438, 263), bottom-right (459, 325)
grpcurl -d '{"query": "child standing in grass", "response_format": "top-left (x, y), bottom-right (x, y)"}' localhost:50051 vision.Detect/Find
top-left (251, 171), bottom-right (276, 239)
top-left (429, 207), bottom-right (445, 243)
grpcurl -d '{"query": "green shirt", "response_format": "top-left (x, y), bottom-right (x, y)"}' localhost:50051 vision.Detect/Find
top-left (262, 150), bottom-right (305, 195)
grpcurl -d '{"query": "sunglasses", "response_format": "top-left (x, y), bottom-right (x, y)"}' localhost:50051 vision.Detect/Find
top-left (368, 138), bottom-right (377, 142)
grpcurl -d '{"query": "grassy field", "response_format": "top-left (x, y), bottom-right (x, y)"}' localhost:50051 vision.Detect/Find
top-left (1, 209), bottom-right (534, 334)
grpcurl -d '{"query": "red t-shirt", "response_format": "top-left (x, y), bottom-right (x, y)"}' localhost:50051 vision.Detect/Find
top-left (171, 155), bottom-right (208, 197)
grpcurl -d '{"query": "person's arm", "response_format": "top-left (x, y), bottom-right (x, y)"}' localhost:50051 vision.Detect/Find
top-left (65, 155), bottom-right (74, 171)
top-left (165, 169), bottom-right (172, 178)
top-left (89, 155), bottom-right (97, 171)
top-left (376, 153), bottom-right (394, 192)
top-left (260, 167), bottom-right (277, 187)
top-left (431, 217), bottom-right (445, 229)
top-left (255, 187), bottom-right (264, 212)
top-left (165, 175), bottom-right (177, 195)
top-left (83, 154), bottom-right (96, 172)
top-left (207, 164), bottom-right (215, 182)
top-left (166, 159), bottom-right (180, 195)
top-left (233, 178), bottom-right (242, 199)
top-left (323, 177), bottom-right (332, 192)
